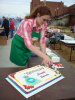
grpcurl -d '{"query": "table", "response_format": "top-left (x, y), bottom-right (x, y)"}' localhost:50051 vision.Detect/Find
top-left (0, 36), bottom-right (7, 45)
top-left (0, 28), bottom-right (4, 33)
top-left (49, 38), bottom-right (75, 61)
top-left (0, 28), bottom-right (7, 45)
top-left (49, 34), bottom-right (74, 50)
top-left (59, 40), bottom-right (75, 61)
top-left (0, 56), bottom-right (75, 100)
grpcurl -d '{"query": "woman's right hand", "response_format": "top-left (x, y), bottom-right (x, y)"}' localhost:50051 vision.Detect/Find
top-left (41, 56), bottom-right (53, 67)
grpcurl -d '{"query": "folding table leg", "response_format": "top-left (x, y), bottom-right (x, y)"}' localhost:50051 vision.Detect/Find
top-left (69, 47), bottom-right (72, 61)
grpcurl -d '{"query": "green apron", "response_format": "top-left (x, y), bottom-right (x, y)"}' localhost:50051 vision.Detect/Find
top-left (10, 30), bottom-right (41, 66)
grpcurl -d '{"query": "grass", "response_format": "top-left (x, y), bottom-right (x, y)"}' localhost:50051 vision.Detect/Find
top-left (54, 44), bottom-right (75, 68)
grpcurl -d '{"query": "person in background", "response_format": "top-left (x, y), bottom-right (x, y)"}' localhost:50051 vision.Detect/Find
top-left (1, 16), bottom-right (9, 39)
top-left (0, 18), bottom-right (2, 25)
top-left (70, 26), bottom-right (73, 33)
top-left (73, 25), bottom-right (75, 40)
top-left (10, 6), bottom-right (53, 67)
top-left (72, 25), bottom-right (75, 50)
top-left (9, 18), bottom-right (15, 38)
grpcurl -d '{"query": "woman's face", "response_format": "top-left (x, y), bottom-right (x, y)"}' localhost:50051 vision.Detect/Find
top-left (36, 15), bottom-right (50, 26)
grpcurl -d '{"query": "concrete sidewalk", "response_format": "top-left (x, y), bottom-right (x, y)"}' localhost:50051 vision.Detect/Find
top-left (0, 38), bottom-right (16, 68)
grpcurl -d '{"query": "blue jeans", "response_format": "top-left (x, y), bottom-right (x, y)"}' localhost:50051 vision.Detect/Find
top-left (10, 29), bottom-right (14, 38)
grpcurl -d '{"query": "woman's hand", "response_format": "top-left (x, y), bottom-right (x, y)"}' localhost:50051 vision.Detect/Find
top-left (27, 45), bottom-right (53, 67)
top-left (41, 56), bottom-right (53, 67)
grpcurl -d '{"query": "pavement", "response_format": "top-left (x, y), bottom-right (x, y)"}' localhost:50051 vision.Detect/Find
top-left (0, 38), bottom-right (17, 68)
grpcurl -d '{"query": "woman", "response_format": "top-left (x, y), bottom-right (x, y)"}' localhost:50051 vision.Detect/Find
top-left (10, 6), bottom-right (53, 67)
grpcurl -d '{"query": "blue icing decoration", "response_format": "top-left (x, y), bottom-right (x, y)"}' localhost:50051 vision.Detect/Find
top-left (26, 78), bottom-right (36, 83)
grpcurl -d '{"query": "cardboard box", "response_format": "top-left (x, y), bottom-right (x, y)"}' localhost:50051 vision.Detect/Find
top-left (0, 36), bottom-right (7, 45)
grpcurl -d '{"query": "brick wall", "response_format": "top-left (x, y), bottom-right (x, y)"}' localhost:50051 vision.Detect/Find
top-left (30, 0), bottom-right (68, 17)
top-left (30, 0), bottom-right (75, 26)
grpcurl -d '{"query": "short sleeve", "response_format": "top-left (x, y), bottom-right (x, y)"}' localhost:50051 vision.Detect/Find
top-left (40, 22), bottom-right (47, 44)
top-left (23, 20), bottom-right (33, 47)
